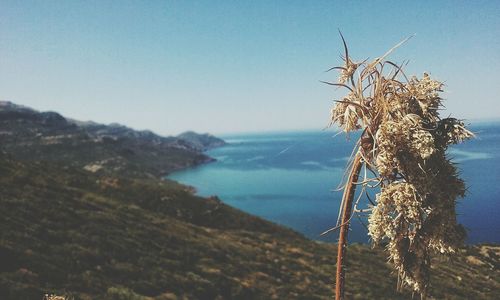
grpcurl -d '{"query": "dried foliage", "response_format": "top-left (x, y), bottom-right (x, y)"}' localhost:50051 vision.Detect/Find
top-left (327, 33), bottom-right (474, 296)
top-left (43, 294), bottom-right (70, 300)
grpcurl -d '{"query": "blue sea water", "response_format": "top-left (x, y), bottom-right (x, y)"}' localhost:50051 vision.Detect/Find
top-left (169, 123), bottom-right (500, 244)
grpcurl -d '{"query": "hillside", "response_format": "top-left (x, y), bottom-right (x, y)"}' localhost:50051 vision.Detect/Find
top-left (0, 102), bottom-right (498, 299)
top-left (1, 154), bottom-right (498, 300)
top-left (0, 101), bottom-right (215, 177)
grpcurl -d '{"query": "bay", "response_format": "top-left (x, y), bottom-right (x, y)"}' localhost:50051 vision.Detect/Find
top-left (169, 123), bottom-right (500, 244)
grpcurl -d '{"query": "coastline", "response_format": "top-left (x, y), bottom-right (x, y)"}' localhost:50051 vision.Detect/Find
top-left (166, 128), bottom-right (500, 245)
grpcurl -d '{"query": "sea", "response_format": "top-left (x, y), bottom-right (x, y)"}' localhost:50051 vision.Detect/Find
top-left (169, 123), bottom-right (500, 244)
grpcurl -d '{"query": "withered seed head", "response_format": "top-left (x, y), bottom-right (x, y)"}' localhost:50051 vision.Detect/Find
top-left (327, 35), bottom-right (473, 295)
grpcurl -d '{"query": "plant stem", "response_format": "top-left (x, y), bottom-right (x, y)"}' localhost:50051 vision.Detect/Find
top-left (335, 151), bottom-right (363, 300)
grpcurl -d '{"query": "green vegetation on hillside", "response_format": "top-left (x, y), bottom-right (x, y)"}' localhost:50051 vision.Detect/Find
top-left (1, 154), bottom-right (498, 299)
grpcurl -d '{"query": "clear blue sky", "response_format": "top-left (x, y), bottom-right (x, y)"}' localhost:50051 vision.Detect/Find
top-left (1, 1), bottom-right (499, 135)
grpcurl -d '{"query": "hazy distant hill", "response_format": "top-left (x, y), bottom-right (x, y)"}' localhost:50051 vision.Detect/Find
top-left (177, 131), bottom-right (226, 151)
top-left (0, 101), bottom-right (498, 299)
top-left (0, 101), bottom-right (218, 177)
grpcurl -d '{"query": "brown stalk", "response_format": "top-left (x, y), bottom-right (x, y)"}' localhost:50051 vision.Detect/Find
top-left (335, 150), bottom-right (363, 300)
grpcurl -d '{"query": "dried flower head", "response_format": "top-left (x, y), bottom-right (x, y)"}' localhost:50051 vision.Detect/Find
top-left (326, 35), bottom-right (473, 297)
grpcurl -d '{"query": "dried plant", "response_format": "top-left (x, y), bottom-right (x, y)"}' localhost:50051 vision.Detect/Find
top-left (43, 294), bottom-right (70, 300)
top-left (324, 32), bottom-right (473, 299)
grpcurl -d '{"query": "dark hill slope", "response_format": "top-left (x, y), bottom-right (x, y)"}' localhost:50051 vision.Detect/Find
top-left (0, 156), bottom-right (498, 299)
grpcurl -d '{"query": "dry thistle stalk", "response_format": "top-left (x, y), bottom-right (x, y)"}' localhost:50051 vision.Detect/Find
top-left (325, 33), bottom-right (473, 299)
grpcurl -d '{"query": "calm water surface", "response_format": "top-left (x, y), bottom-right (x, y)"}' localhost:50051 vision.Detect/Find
top-left (169, 123), bottom-right (500, 244)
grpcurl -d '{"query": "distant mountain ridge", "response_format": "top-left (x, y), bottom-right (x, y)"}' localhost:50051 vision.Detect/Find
top-left (0, 101), bottom-right (225, 177)
top-left (177, 131), bottom-right (226, 151)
